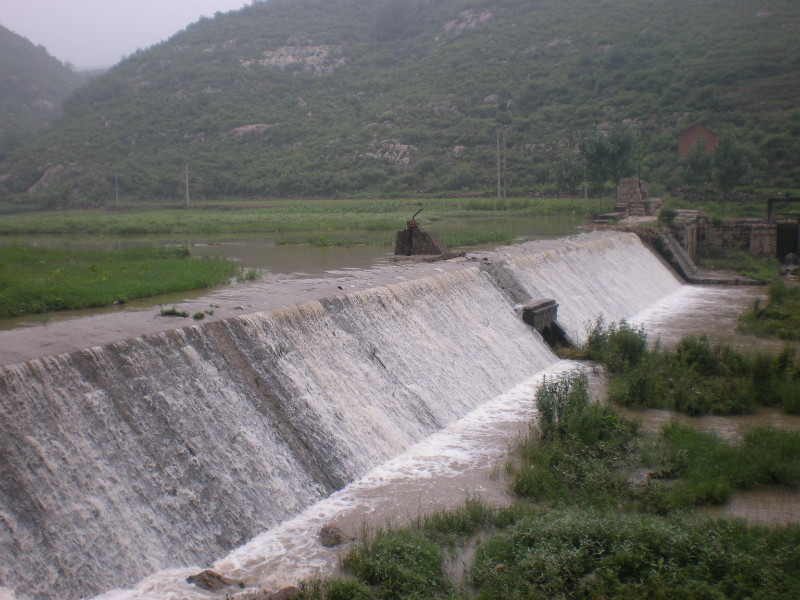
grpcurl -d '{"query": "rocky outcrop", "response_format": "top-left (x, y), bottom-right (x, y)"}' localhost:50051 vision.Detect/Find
top-left (443, 10), bottom-right (492, 34)
top-left (241, 45), bottom-right (345, 74)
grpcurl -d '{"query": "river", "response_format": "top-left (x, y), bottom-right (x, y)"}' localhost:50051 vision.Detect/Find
top-left (0, 228), bottom-right (796, 600)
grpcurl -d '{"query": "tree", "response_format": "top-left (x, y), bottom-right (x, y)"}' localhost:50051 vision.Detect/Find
top-left (680, 139), bottom-right (713, 188)
top-left (712, 133), bottom-right (748, 216)
top-left (578, 125), bottom-right (638, 199)
top-left (552, 149), bottom-right (585, 192)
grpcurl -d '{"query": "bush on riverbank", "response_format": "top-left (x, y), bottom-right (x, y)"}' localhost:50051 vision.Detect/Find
top-left (587, 320), bottom-right (800, 415)
top-left (0, 244), bottom-right (239, 318)
top-left (739, 279), bottom-right (800, 341)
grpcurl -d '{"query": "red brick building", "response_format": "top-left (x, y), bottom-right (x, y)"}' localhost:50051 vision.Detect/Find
top-left (677, 123), bottom-right (719, 159)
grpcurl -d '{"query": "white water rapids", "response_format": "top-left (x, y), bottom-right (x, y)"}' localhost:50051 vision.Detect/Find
top-left (1, 231), bottom-right (754, 600)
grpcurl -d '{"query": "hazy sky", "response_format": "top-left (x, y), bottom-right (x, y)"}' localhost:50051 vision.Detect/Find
top-left (1, 0), bottom-right (251, 69)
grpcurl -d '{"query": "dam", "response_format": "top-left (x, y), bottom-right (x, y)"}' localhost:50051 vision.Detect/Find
top-left (1, 232), bottom-right (698, 599)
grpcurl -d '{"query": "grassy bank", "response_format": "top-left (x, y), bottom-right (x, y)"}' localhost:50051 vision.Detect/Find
top-left (0, 244), bottom-right (239, 318)
top-left (586, 320), bottom-right (800, 415)
top-left (739, 279), bottom-right (800, 341)
top-left (694, 246), bottom-right (782, 282)
top-left (295, 371), bottom-right (800, 600)
top-left (0, 197), bottom-right (610, 236)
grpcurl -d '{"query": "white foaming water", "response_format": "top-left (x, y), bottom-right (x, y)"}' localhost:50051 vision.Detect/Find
top-left (95, 361), bottom-right (581, 600)
top-left (0, 232), bottom-right (688, 600)
top-left (501, 232), bottom-right (684, 344)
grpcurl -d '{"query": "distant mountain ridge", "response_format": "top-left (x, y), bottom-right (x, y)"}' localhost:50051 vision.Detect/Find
top-left (1, 0), bottom-right (799, 207)
top-left (0, 24), bottom-right (85, 161)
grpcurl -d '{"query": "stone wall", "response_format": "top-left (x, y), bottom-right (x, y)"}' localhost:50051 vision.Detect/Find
top-left (697, 217), bottom-right (776, 257)
top-left (671, 217), bottom-right (698, 258)
top-left (672, 215), bottom-right (776, 258)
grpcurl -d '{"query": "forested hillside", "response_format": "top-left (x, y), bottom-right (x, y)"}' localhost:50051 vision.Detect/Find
top-left (0, 25), bottom-right (85, 161)
top-left (1, 0), bottom-right (798, 208)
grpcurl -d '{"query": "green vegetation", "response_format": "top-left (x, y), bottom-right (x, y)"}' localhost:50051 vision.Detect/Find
top-left (298, 371), bottom-right (800, 600)
top-left (0, 197), bottom-right (605, 235)
top-left (471, 508), bottom-right (800, 600)
top-left (2, 0), bottom-right (799, 207)
top-left (694, 246), bottom-right (782, 281)
top-left (577, 125), bottom-right (638, 198)
top-left (0, 244), bottom-right (239, 318)
top-left (512, 372), bottom-right (638, 506)
top-left (160, 306), bottom-right (189, 318)
top-left (648, 422), bottom-right (800, 512)
top-left (587, 320), bottom-right (800, 415)
top-left (0, 25), bottom-right (85, 160)
top-left (739, 279), bottom-right (800, 341)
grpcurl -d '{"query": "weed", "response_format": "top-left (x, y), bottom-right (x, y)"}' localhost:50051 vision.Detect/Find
top-left (471, 509), bottom-right (800, 600)
top-left (160, 306), bottom-right (188, 317)
top-left (512, 371), bottom-right (638, 506)
top-left (739, 279), bottom-right (800, 340)
top-left (343, 527), bottom-right (453, 599)
top-left (589, 322), bottom-right (800, 415)
top-left (239, 267), bottom-right (260, 281)
top-left (193, 312), bottom-right (205, 320)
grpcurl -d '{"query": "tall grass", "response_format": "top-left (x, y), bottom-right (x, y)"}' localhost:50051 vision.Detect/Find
top-left (471, 510), bottom-right (800, 600)
top-left (739, 279), bottom-right (800, 340)
top-left (644, 423), bottom-right (800, 512)
top-left (512, 371), bottom-right (638, 506)
top-left (587, 321), bottom-right (800, 415)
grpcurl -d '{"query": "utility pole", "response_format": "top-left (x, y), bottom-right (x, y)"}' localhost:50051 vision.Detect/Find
top-left (115, 173), bottom-right (119, 205)
top-left (496, 129), bottom-right (501, 200)
top-left (185, 165), bottom-right (190, 207)
top-left (496, 126), bottom-right (508, 200)
top-left (502, 128), bottom-right (507, 200)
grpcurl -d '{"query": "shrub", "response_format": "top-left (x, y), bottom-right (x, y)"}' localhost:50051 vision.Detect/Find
top-left (343, 528), bottom-right (452, 600)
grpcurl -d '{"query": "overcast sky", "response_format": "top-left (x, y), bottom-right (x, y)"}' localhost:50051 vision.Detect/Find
top-left (1, 0), bottom-right (251, 69)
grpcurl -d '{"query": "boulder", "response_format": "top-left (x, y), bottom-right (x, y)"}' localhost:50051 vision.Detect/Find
top-left (185, 569), bottom-right (244, 591)
top-left (319, 524), bottom-right (353, 547)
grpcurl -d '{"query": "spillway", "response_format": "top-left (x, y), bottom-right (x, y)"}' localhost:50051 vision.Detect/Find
top-left (0, 232), bottom-right (684, 600)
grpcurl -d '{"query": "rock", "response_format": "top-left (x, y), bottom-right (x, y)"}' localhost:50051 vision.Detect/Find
top-left (319, 524), bottom-right (352, 547)
top-left (271, 586), bottom-right (302, 599)
top-left (185, 569), bottom-right (244, 591)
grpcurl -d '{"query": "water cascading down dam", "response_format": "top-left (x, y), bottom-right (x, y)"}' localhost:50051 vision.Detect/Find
top-left (0, 232), bottom-right (683, 600)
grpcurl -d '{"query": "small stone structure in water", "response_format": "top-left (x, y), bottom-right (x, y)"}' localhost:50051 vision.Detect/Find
top-left (518, 298), bottom-right (570, 347)
top-left (394, 210), bottom-right (449, 256)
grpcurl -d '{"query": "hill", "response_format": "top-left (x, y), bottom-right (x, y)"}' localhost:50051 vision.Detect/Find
top-left (0, 24), bottom-right (86, 161)
top-left (1, 0), bottom-right (799, 208)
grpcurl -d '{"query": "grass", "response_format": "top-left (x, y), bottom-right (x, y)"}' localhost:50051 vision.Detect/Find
top-left (694, 246), bottom-right (781, 281)
top-left (471, 509), bottom-right (800, 600)
top-left (0, 243), bottom-right (239, 318)
top-left (739, 279), bottom-right (800, 340)
top-left (299, 371), bottom-right (800, 600)
top-left (586, 320), bottom-right (800, 415)
top-left (644, 422), bottom-right (800, 512)
top-left (512, 372), bottom-right (639, 506)
top-left (0, 197), bottom-right (608, 236)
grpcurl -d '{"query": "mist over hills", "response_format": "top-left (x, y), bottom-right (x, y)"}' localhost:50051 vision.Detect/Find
top-left (0, 25), bottom-right (85, 162)
top-left (1, 0), bottom-right (799, 207)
